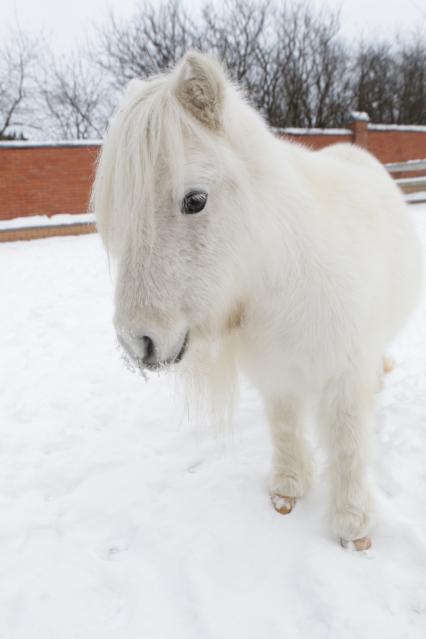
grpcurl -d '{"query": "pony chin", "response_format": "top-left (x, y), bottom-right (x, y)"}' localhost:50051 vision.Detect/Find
top-left (173, 298), bottom-right (246, 431)
top-left (175, 330), bottom-right (240, 433)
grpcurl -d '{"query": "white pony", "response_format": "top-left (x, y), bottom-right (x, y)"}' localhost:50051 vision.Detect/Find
top-left (93, 52), bottom-right (422, 549)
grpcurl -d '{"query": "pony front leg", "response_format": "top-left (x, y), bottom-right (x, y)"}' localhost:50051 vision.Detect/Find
top-left (265, 396), bottom-right (313, 515)
top-left (321, 376), bottom-right (375, 549)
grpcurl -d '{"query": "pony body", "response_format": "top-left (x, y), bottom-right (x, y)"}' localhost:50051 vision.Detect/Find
top-left (93, 52), bottom-right (422, 548)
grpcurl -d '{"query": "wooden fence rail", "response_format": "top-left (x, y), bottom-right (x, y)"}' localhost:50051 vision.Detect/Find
top-left (386, 159), bottom-right (426, 203)
top-left (385, 160), bottom-right (426, 172)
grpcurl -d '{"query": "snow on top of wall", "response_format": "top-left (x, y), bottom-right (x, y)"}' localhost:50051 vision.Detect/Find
top-left (386, 158), bottom-right (426, 167)
top-left (349, 111), bottom-right (370, 122)
top-left (275, 127), bottom-right (351, 136)
top-left (0, 140), bottom-right (102, 149)
top-left (0, 213), bottom-right (95, 231)
top-left (406, 191), bottom-right (426, 203)
top-left (369, 124), bottom-right (426, 132)
top-left (396, 176), bottom-right (426, 185)
top-left (1, 122), bottom-right (425, 149)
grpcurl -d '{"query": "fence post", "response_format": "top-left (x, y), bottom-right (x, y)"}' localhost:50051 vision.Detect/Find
top-left (349, 111), bottom-right (370, 148)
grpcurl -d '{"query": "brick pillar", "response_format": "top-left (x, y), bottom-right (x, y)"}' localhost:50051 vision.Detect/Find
top-left (349, 111), bottom-right (370, 149)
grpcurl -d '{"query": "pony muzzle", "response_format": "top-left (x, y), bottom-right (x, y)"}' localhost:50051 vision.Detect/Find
top-left (117, 329), bottom-right (189, 371)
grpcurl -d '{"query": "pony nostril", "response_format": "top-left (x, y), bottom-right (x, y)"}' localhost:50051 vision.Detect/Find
top-left (142, 335), bottom-right (155, 361)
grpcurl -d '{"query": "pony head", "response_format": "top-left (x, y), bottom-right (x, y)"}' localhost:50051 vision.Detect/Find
top-left (93, 51), bottom-right (263, 372)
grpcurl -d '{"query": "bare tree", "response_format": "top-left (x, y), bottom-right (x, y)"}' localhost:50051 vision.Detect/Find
top-left (97, 0), bottom-right (200, 88)
top-left (96, 0), bottom-right (351, 129)
top-left (256, 3), bottom-right (350, 128)
top-left (0, 28), bottom-right (39, 139)
top-left (304, 8), bottom-right (351, 127)
top-left (202, 0), bottom-right (270, 84)
top-left (350, 41), bottom-right (399, 124)
top-left (396, 36), bottom-right (426, 124)
top-left (38, 51), bottom-right (112, 139)
top-left (349, 34), bottom-right (426, 125)
top-left (203, 1), bottom-right (351, 128)
top-left (4, 0), bottom-right (425, 140)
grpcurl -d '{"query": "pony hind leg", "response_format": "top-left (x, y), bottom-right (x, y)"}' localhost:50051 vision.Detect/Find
top-left (265, 395), bottom-right (313, 515)
top-left (320, 373), bottom-right (376, 549)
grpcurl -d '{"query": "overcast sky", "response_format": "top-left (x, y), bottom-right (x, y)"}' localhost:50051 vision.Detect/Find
top-left (2, 0), bottom-right (426, 53)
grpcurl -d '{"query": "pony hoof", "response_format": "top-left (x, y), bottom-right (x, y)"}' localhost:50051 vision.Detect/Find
top-left (340, 536), bottom-right (372, 551)
top-left (271, 494), bottom-right (296, 515)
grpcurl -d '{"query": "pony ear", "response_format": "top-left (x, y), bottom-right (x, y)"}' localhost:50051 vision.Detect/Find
top-left (174, 51), bottom-right (225, 129)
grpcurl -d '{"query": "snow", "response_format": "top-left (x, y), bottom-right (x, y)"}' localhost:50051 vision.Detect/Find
top-left (275, 127), bottom-right (351, 136)
top-left (369, 124), bottom-right (426, 132)
top-left (350, 111), bottom-right (370, 122)
top-left (386, 158), bottom-right (426, 171)
top-left (0, 140), bottom-right (101, 148)
top-left (1, 205), bottom-right (426, 638)
top-left (406, 192), bottom-right (426, 204)
top-left (397, 177), bottom-right (426, 186)
top-left (0, 213), bottom-right (95, 230)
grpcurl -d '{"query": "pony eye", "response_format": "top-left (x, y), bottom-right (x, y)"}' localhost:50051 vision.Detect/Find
top-left (182, 191), bottom-right (208, 215)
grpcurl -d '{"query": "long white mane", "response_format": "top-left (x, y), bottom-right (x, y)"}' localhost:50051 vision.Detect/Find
top-left (93, 72), bottom-right (222, 257)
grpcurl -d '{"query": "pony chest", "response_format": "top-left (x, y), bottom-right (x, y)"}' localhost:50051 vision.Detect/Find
top-left (238, 320), bottom-right (341, 394)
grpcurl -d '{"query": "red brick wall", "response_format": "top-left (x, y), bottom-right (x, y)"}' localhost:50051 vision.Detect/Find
top-left (281, 124), bottom-right (426, 163)
top-left (0, 122), bottom-right (425, 222)
top-left (0, 143), bottom-right (100, 221)
top-left (367, 129), bottom-right (426, 164)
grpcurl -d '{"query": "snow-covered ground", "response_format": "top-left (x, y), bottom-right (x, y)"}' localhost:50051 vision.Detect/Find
top-left (0, 212), bottom-right (95, 230)
top-left (1, 205), bottom-right (426, 639)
